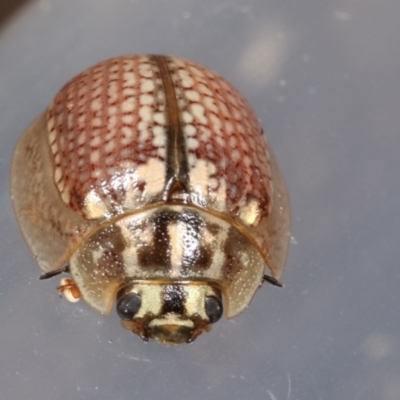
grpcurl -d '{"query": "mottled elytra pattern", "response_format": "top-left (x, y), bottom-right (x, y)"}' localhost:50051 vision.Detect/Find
top-left (47, 55), bottom-right (272, 224)
top-left (47, 56), bottom-right (167, 219)
top-left (166, 57), bottom-right (272, 217)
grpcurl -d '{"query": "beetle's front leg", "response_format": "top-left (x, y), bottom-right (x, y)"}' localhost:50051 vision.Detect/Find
top-left (57, 278), bottom-right (81, 302)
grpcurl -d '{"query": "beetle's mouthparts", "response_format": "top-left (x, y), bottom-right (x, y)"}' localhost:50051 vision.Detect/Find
top-left (148, 316), bottom-right (195, 344)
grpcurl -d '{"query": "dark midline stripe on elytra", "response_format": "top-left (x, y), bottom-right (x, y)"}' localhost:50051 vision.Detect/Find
top-left (153, 55), bottom-right (189, 198)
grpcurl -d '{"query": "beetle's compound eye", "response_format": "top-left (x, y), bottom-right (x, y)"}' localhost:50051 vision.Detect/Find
top-left (116, 293), bottom-right (141, 320)
top-left (205, 296), bottom-right (223, 323)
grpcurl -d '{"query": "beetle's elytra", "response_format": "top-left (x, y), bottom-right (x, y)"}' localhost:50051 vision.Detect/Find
top-left (11, 55), bottom-right (291, 344)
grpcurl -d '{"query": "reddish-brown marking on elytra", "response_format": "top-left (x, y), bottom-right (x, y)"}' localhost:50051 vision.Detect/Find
top-left (47, 55), bottom-right (169, 218)
top-left (47, 55), bottom-right (272, 222)
top-left (167, 58), bottom-right (272, 217)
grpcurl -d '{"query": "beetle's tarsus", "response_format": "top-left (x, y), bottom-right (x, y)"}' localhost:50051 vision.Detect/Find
top-left (39, 263), bottom-right (70, 280)
top-left (263, 274), bottom-right (283, 288)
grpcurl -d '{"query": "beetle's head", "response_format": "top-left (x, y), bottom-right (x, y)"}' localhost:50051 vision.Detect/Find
top-left (116, 282), bottom-right (223, 344)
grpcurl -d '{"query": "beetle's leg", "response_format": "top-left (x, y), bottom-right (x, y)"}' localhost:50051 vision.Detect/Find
top-left (263, 274), bottom-right (283, 288)
top-left (140, 329), bottom-right (150, 342)
top-left (39, 263), bottom-right (70, 280)
top-left (57, 278), bottom-right (81, 302)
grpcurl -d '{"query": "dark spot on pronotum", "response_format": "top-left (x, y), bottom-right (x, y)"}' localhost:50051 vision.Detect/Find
top-left (137, 210), bottom-right (176, 268)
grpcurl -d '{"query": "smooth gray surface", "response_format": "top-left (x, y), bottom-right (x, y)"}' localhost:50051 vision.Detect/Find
top-left (1, 1), bottom-right (399, 399)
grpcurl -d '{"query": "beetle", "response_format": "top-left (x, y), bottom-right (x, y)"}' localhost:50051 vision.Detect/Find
top-left (11, 55), bottom-right (290, 344)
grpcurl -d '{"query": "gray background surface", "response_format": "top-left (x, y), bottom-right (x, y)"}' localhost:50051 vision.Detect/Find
top-left (1, 1), bottom-right (399, 399)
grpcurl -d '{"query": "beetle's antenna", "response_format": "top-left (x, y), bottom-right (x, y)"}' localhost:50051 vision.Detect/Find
top-left (263, 274), bottom-right (283, 288)
top-left (39, 263), bottom-right (70, 280)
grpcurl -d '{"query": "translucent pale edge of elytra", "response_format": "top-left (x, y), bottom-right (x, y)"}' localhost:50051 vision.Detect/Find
top-left (256, 146), bottom-right (291, 281)
top-left (11, 113), bottom-right (95, 274)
